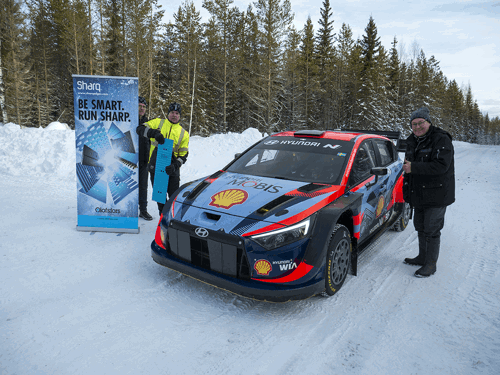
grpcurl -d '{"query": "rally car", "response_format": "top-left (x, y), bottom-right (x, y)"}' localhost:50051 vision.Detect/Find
top-left (150, 129), bottom-right (410, 302)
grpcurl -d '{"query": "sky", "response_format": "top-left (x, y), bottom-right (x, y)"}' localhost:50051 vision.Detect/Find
top-left (1, 122), bottom-right (500, 374)
top-left (158, 0), bottom-right (500, 119)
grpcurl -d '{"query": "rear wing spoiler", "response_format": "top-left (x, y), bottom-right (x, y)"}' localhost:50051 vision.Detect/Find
top-left (331, 129), bottom-right (407, 152)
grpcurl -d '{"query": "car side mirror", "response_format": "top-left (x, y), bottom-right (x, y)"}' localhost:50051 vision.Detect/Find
top-left (370, 167), bottom-right (388, 176)
top-left (366, 167), bottom-right (388, 187)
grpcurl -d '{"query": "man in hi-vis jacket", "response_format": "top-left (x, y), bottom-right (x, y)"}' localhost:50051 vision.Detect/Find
top-left (136, 102), bottom-right (189, 215)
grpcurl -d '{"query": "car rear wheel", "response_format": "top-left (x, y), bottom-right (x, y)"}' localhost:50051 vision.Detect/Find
top-left (323, 224), bottom-right (351, 297)
top-left (392, 202), bottom-right (411, 232)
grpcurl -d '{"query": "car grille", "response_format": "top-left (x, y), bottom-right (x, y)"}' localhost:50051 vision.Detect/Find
top-left (167, 220), bottom-right (251, 280)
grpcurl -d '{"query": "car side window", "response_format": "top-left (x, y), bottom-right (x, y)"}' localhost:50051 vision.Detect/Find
top-left (374, 140), bottom-right (394, 166)
top-left (349, 142), bottom-right (376, 185)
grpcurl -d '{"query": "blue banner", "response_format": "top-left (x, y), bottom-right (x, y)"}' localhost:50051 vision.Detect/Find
top-left (152, 139), bottom-right (173, 204)
top-left (73, 75), bottom-right (139, 233)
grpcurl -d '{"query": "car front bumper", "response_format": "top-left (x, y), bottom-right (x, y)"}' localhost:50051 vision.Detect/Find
top-left (151, 241), bottom-right (324, 302)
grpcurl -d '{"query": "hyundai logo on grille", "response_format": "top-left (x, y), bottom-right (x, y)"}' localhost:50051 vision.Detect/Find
top-left (195, 227), bottom-right (209, 238)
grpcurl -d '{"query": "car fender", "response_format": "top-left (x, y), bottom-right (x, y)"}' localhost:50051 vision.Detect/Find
top-left (303, 192), bottom-right (363, 276)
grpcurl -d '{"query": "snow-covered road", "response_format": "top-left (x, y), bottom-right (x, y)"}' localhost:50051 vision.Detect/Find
top-left (1, 125), bottom-right (499, 374)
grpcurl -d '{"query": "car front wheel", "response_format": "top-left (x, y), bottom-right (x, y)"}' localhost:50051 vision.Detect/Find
top-left (323, 224), bottom-right (351, 296)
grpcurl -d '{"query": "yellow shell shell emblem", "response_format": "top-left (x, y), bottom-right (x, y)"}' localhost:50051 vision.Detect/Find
top-left (209, 189), bottom-right (248, 209)
top-left (254, 259), bottom-right (272, 276)
top-left (376, 195), bottom-right (385, 217)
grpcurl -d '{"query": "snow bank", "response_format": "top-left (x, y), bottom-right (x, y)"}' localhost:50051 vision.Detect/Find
top-left (46, 121), bottom-right (71, 130)
top-left (0, 124), bottom-right (264, 185)
top-left (182, 127), bottom-right (264, 183)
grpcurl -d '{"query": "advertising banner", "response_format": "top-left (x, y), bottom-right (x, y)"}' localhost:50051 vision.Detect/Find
top-left (73, 75), bottom-right (139, 233)
top-left (152, 140), bottom-right (173, 204)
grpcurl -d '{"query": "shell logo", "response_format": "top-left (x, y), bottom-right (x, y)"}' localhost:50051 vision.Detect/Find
top-left (209, 189), bottom-right (248, 209)
top-left (376, 195), bottom-right (385, 217)
top-left (254, 259), bottom-right (272, 276)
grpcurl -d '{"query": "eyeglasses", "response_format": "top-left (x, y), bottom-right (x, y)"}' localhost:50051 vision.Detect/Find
top-left (139, 105), bottom-right (146, 109)
top-left (411, 120), bottom-right (427, 127)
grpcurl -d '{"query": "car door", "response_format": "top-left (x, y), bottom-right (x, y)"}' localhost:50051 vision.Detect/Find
top-left (370, 138), bottom-right (400, 231)
top-left (348, 140), bottom-right (387, 242)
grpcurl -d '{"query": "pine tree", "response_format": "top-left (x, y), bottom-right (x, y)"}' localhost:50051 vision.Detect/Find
top-left (1, 0), bottom-right (31, 126)
top-left (26, 0), bottom-right (52, 126)
top-left (103, 0), bottom-right (122, 76)
top-left (356, 16), bottom-right (385, 129)
top-left (386, 37), bottom-right (403, 130)
top-left (172, 1), bottom-right (203, 133)
top-left (298, 17), bottom-right (318, 128)
top-left (281, 25), bottom-right (301, 128)
top-left (254, 0), bottom-right (293, 132)
top-left (334, 23), bottom-right (359, 128)
top-left (232, 6), bottom-right (261, 132)
top-left (202, 0), bottom-right (240, 132)
top-left (315, 0), bottom-right (334, 129)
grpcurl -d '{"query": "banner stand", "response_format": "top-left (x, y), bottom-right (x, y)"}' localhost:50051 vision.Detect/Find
top-left (73, 75), bottom-right (140, 234)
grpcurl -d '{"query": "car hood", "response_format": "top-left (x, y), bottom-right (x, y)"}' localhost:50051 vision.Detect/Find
top-left (173, 172), bottom-right (342, 234)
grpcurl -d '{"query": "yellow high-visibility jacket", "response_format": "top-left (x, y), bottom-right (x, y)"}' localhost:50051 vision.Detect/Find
top-left (141, 118), bottom-right (189, 166)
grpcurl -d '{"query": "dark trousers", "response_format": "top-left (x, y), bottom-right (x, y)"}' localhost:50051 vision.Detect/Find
top-left (149, 168), bottom-right (180, 215)
top-left (138, 163), bottom-right (149, 211)
top-left (413, 206), bottom-right (447, 264)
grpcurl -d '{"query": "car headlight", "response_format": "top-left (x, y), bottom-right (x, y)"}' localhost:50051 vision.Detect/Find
top-left (251, 217), bottom-right (311, 251)
top-left (160, 221), bottom-right (169, 247)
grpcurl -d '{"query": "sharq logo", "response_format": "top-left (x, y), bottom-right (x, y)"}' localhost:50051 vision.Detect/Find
top-left (95, 207), bottom-right (121, 214)
top-left (77, 80), bottom-right (101, 92)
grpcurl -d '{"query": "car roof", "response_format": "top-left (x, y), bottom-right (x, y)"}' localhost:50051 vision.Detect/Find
top-left (271, 130), bottom-right (389, 142)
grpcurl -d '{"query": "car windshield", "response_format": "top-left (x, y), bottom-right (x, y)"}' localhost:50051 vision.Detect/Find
top-left (226, 136), bottom-right (353, 185)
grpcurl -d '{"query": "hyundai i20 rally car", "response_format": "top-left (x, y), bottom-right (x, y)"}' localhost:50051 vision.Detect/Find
top-left (151, 129), bottom-right (410, 302)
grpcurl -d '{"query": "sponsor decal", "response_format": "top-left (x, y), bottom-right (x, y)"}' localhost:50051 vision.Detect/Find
top-left (324, 144), bottom-right (341, 149)
top-left (254, 259), bottom-right (272, 275)
top-left (337, 152), bottom-right (346, 157)
top-left (263, 139), bottom-right (321, 147)
top-left (95, 207), bottom-right (121, 214)
top-left (195, 227), bottom-right (209, 238)
top-left (376, 195), bottom-right (385, 217)
top-left (228, 177), bottom-right (282, 193)
top-left (272, 259), bottom-right (298, 271)
top-left (209, 189), bottom-right (248, 209)
top-left (370, 208), bottom-right (393, 234)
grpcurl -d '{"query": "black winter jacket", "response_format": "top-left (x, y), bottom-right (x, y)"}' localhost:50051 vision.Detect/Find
top-left (403, 126), bottom-right (455, 208)
top-left (137, 114), bottom-right (150, 165)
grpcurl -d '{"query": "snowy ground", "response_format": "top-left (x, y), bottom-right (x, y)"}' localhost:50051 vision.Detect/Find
top-left (0, 123), bottom-right (499, 375)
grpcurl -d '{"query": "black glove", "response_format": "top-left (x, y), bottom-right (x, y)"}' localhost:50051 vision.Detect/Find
top-left (147, 129), bottom-right (165, 144)
top-left (154, 131), bottom-right (165, 145)
top-left (165, 160), bottom-right (181, 176)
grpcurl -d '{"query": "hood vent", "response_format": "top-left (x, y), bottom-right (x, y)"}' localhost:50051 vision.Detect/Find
top-left (186, 181), bottom-right (210, 200)
top-left (256, 195), bottom-right (295, 215)
top-left (297, 183), bottom-right (327, 193)
top-left (186, 171), bottom-right (225, 201)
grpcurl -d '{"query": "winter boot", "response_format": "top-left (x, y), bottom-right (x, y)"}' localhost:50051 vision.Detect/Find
top-left (139, 209), bottom-right (153, 221)
top-left (414, 236), bottom-right (439, 278)
top-left (414, 262), bottom-right (436, 277)
top-left (404, 233), bottom-right (426, 266)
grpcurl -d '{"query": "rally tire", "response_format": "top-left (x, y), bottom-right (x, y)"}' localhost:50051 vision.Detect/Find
top-left (392, 202), bottom-right (411, 232)
top-left (322, 224), bottom-right (351, 297)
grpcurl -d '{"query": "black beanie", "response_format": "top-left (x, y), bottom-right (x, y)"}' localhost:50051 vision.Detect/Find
top-left (168, 102), bottom-right (181, 115)
top-left (410, 106), bottom-right (432, 125)
top-left (139, 96), bottom-right (147, 106)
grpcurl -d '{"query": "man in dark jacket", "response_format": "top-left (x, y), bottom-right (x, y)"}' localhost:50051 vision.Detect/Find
top-left (138, 96), bottom-right (152, 220)
top-left (402, 106), bottom-right (455, 277)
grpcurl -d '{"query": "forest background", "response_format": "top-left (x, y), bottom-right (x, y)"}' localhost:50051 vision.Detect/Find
top-left (1, 0), bottom-right (499, 144)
